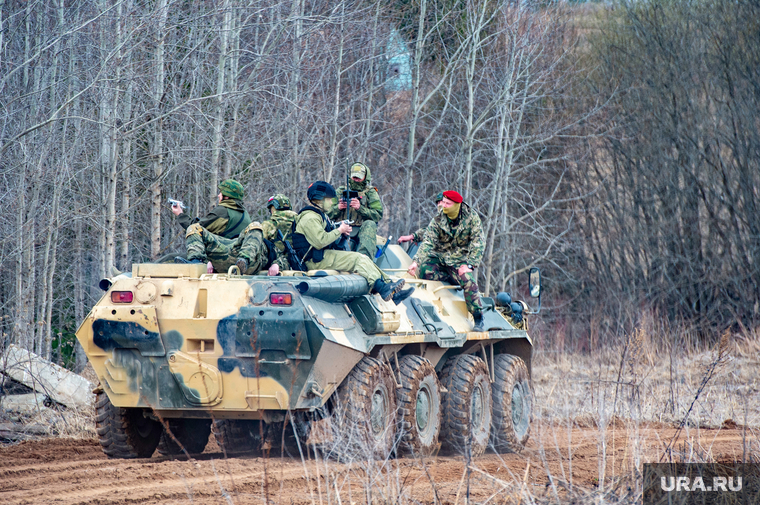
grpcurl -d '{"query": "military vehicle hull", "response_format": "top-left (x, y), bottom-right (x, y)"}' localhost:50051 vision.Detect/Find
top-left (77, 246), bottom-right (535, 459)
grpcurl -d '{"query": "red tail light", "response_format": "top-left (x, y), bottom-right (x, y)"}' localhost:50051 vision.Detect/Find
top-left (270, 293), bottom-right (292, 305)
top-left (111, 291), bottom-right (134, 303)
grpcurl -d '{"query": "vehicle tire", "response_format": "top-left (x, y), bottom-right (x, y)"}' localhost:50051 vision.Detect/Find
top-left (157, 418), bottom-right (212, 456)
top-left (439, 354), bottom-right (492, 457)
top-left (335, 356), bottom-right (397, 459)
top-left (395, 355), bottom-right (441, 456)
top-left (491, 354), bottom-right (532, 453)
top-left (212, 419), bottom-right (263, 456)
top-left (95, 391), bottom-right (162, 459)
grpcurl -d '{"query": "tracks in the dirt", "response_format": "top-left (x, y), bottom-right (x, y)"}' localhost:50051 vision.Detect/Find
top-left (0, 426), bottom-right (751, 505)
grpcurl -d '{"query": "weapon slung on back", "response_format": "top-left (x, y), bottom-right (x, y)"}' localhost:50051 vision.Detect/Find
top-left (277, 229), bottom-right (307, 272)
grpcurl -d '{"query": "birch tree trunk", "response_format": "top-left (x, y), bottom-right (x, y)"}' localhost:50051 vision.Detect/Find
top-left (150, 0), bottom-right (169, 259)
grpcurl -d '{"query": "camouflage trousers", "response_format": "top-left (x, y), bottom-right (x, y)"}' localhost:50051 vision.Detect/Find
top-left (305, 249), bottom-right (389, 288)
top-left (418, 257), bottom-right (483, 316)
top-left (185, 223), bottom-right (269, 274)
top-left (350, 220), bottom-right (378, 259)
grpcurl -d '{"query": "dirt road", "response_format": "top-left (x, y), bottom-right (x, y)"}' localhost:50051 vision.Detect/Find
top-left (0, 423), bottom-right (750, 505)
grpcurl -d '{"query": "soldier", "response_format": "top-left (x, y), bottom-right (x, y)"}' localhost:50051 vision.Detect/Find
top-left (178, 221), bottom-right (281, 276)
top-left (406, 190), bottom-right (486, 331)
top-left (171, 179), bottom-right (251, 239)
top-left (292, 181), bottom-right (413, 304)
top-left (240, 194), bottom-right (298, 274)
top-left (327, 162), bottom-right (383, 258)
top-left (397, 192), bottom-right (444, 245)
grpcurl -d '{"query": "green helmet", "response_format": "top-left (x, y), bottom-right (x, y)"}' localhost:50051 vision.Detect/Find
top-left (218, 179), bottom-right (244, 200)
top-left (434, 191), bottom-right (444, 203)
top-left (267, 194), bottom-right (291, 211)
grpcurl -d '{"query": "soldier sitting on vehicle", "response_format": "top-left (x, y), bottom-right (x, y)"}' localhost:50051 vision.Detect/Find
top-left (235, 194), bottom-right (298, 275)
top-left (292, 180), bottom-right (414, 304)
top-left (176, 220), bottom-right (284, 276)
top-left (407, 190), bottom-right (486, 331)
top-left (171, 179), bottom-right (251, 239)
top-left (327, 162), bottom-right (384, 259)
top-left (397, 192), bottom-right (444, 245)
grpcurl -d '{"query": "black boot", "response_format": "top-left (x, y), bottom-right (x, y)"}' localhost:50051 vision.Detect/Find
top-left (373, 278), bottom-right (405, 302)
top-left (175, 257), bottom-right (202, 264)
top-left (235, 257), bottom-right (248, 274)
top-left (472, 313), bottom-right (485, 332)
top-left (392, 286), bottom-right (415, 305)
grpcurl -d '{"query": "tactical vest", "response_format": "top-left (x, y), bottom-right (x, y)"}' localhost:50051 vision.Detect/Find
top-left (291, 205), bottom-right (339, 263)
top-left (222, 208), bottom-right (252, 239)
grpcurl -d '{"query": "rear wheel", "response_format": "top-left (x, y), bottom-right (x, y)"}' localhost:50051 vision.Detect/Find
top-left (95, 391), bottom-right (162, 459)
top-left (157, 418), bottom-right (212, 456)
top-left (396, 355), bottom-right (441, 456)
top-left (335, 356), bottom-right (397, 459)
top-left (439, 354), bottom-right (492, 457)
top-left (212, 419), bottom-right (264, 456)
top-left (491, 354), bottom-right (532, 453)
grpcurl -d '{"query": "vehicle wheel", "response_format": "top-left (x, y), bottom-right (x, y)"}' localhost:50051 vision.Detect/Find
top-left (212, 419), bottom-right (263, 456)
top-left (95, 391), bottom-right (162, 459)
top-left (439, 354), bottom-right (492, 457)
top-left (396, 355), bottom-right (441, 456)
top-left (157, 418), bottom-right (212, 456)
top-left (491, 354), bottom-right (532, 453)
top-left (335, 356), bottom-right (397, 459)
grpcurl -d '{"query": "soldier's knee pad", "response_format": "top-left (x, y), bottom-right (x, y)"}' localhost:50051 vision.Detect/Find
top-left (186, 223), bottom-right (204, 238)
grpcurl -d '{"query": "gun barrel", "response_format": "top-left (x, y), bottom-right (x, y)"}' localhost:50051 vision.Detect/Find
top-left (296, 274), bottom-right (369, 302)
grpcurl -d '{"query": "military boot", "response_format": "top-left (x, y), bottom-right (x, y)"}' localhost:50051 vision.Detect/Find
top-left (472, 313), bottom-right (485, 332)
top-left (174, 257), bottom-right (202, 264)
top-left (373, 278), bottom-right (405, 302)
top-left (235, 257), bottom-right (248, 274)
top-left (392, 286), bottom-right (415, 305)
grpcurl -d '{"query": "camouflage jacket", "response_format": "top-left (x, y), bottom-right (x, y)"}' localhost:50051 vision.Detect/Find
top-left (261, 209), bottom-right (297, 254)
top-left (327, 167), bottom-right (383, 226)
top-left (261, 209), bottom-right (297, 242)
top-left (413, 204), bottom-right (485, 268)
top-left (412, 227), bottom-right (427, 243)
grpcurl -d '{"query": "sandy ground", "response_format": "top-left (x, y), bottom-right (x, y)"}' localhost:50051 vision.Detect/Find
top-left (0, 422), bottom-right (753, 505)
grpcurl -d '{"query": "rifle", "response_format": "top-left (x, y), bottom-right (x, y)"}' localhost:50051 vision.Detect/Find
top-left (277, 229), bottom-right (307, 272)
top-left (334, 219), bottom-right (354, 252)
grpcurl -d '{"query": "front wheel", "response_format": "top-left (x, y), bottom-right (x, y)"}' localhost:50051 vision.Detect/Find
top-left (396, 355), bottom-right (441, 456)
top-left (491, 354), bottom-right (532, 453)
top-left (439, 354), bottom-right (492, 457)
top-left (95, 391), bottom-right (162, 459)
top-left (335, 356), bottom-right (397, 459)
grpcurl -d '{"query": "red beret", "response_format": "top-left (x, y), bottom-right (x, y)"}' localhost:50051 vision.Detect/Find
top-left (442, 190), bottom-right (463, 203)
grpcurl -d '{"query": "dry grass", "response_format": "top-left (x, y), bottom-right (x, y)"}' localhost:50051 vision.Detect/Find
top-left (533, 325), bottom-right (760, 428)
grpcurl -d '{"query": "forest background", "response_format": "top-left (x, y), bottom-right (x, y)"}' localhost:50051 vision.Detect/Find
top-left (1, 0), bottom-right (758, 372)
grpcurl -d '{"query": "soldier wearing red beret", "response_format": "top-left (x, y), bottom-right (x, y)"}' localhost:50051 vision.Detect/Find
top-left (407, 190), bottom-right (486, 331)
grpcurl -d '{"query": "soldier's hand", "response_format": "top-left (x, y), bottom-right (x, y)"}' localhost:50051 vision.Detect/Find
top-left (350, 198), bottom-right (361, 210)
top-left (338, 222), bottom-right (352, 235)
top-left (268, 264), bottom-right (280, 276)
top-left (397, 235), bottom-right (414, 243)
top-left (338, 199), bottom-right (347, 210)
top-left (407, 261), bottom-right (418, 277)
top-left (458, 264), bottom-right (472, 276)
top-left (171, 205), bottom-right (183, 216)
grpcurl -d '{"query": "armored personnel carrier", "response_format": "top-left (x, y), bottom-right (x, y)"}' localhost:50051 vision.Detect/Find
top-left (77, 245), bottom-right (539, 459)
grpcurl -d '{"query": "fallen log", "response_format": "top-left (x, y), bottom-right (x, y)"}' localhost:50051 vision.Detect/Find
top-left (1, 345), bottom-right (94, 410)
top-left (1, 393), bottom-right (51, 415)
